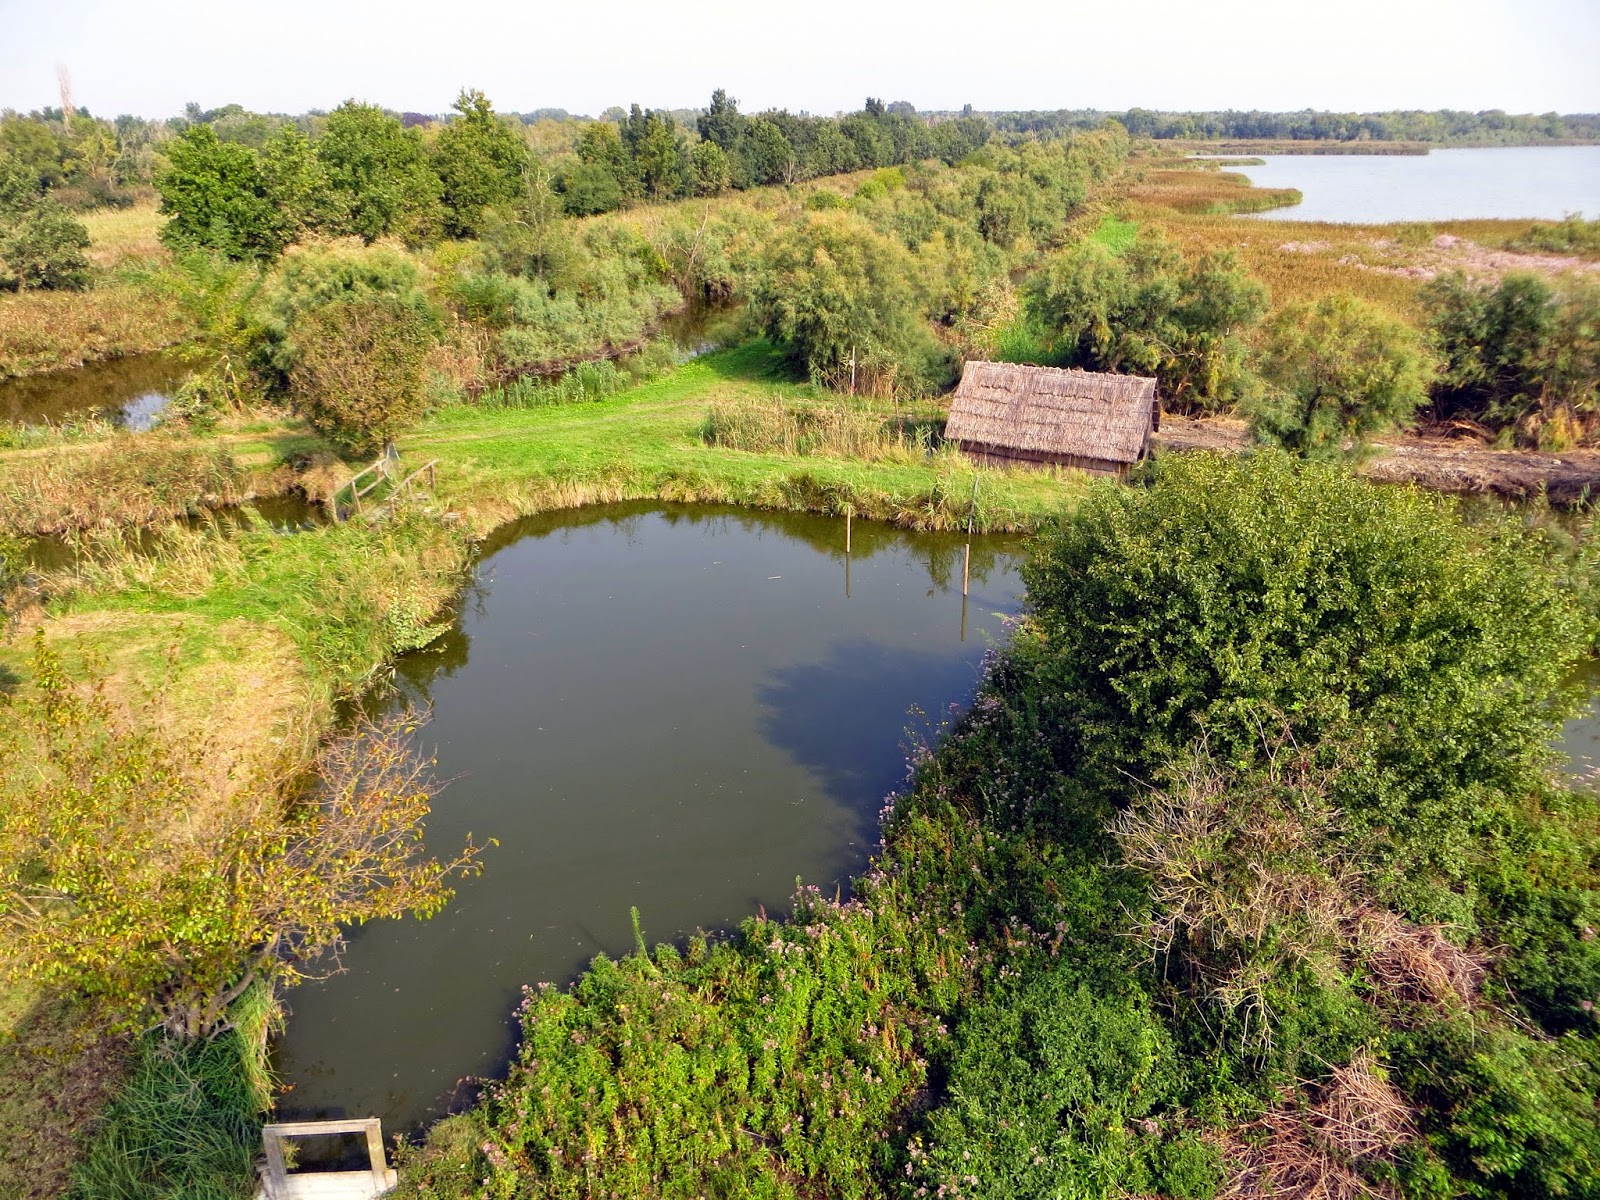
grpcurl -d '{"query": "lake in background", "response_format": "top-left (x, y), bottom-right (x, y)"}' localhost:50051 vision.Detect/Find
top-left (1231, 146), bottom-right (1600, 223)
top-left (272, 503), bottom-right (1027, 1131)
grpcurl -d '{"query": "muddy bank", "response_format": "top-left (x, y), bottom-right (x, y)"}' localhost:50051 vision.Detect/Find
top-left (1154, 417), bottom-right (1600, 506)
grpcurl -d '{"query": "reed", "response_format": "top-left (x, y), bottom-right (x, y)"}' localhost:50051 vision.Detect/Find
top-left (700, 394), bottom-right (942, 464)
top-left (0, 438), bottom-right (253, 537)
top-left (0, 281), bottom-right (192, 377)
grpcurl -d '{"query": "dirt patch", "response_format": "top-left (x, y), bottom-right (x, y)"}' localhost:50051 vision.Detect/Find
top-left (1155, 418), bottom-right (1600, 506)
top-left (0, 980), bottom-right (132, 1200)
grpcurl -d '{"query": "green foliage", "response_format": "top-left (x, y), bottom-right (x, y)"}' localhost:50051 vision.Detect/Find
top-left (257, 239), bottom-right (436, 382)
top-left (1025, 229), bottom-right (1266, 413)
top-left (558, 161), bottom-right (624, 216)
top-left (0, 192), bottom-right (90, 290)
top-left (433, 89), bottom-right (529, 237)
top-left (691, 139), bottom-right (733, 197)
top-left (317, 100), bottom-right (443, 244)
top-left (750, 210), bottom-right (953, 396)
top-left (1511, 213), bottom-right (1600, 256)
top-left (1388, 1019), bottom-right (1600, 1198)
top-left (1423, 270), bottom-right (1600, 445)
top-left (1023, 452), bottom-right (1586, 910)
top-left (908, 961), bottom-right (1221, 1199)
top-left (1248, 293), bottom-right (1435, 459)
top-left (0, 635), bottom-right (480, 1037)
top-left (288, 296), bottom-right (436, 454)
top-left (156, 125), bottom-right (281, 260)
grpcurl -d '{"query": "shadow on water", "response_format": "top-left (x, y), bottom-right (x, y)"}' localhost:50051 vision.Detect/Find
top-left (273, 502), bottom-right (1027, 1132)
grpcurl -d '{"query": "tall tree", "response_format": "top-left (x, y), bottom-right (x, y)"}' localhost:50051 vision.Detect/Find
top-left (155, 124), bottom-right (280, 259)
top-left (317, 100), bottom-right (443, 244)
top-left (433, 88), bottom-right (529, 237)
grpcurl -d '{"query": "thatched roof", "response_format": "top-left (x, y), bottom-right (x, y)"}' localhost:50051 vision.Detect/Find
top-left (945, 362), bottom-right (1158, 465)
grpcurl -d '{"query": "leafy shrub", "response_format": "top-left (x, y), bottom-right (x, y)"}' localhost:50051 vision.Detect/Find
top-left (0, 157), bottom-right (90, 290)
top-left (1388, 1019), bottom-right (1600, 1198)
top-left (288, 296), bottom-right (436, 454)
top-left (1511, 213), bottom-right (1600, 256)
top-left (1247, 293), bottom-right (1436, 460)
top-left (1423, 270), bottom-right (1600, 446)
top-left (1023, 452), bottom-right (1586, 913)
top-left (1024, 230), bottom-right (1266, 413)
top-left (908, 961), bottom-right (1221, 1200)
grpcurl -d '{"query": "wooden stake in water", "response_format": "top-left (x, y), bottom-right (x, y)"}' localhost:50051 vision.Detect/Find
top-left (846, 506), bottom-right (852, 555)
top-left (962, 542), bottom-right (971, 597)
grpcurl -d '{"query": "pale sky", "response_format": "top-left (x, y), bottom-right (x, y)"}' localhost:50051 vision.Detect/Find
top-left (1, 0), bottom-right (1596, 120)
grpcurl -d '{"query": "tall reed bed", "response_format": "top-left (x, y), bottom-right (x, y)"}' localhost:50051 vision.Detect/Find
top-left (0, 439), bottom-right (253, 537)
top-left (700, 395), bottom-right (944, 465)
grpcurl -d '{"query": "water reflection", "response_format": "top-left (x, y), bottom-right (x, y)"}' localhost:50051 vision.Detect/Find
top-left (274, 502), bottom-right (1025, 1130)
top-left (0, 352), bottom-right (190, 429)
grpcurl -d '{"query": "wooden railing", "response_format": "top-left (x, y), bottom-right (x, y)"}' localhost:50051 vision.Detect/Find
top-left (334, 450), bottom-right (438, 522)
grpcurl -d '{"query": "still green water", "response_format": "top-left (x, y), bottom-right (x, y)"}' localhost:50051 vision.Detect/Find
top-left (273, 503), bottom-right (1027, 1129)
top-left (0, 351), bottom-right (188, 428)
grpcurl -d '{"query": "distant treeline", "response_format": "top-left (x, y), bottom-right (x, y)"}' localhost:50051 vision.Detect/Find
top-left (969, 106), bottom-right (1600, 144)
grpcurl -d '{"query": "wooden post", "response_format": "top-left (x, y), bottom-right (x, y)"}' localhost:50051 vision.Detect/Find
top-left (845, 506), bottom-right (852, 555)
top-left (962, 542), bottom-right (971, 597)
top-left (365, 1117), bottom-right (388, 1195)
top-left (960, 593), bottom-right (968, 643)
top-left (263, 1129), bottom-right (289, 1197)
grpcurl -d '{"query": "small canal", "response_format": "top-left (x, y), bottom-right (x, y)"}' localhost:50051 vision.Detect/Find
top-left (273, 502), bottom-right (1028, 1130)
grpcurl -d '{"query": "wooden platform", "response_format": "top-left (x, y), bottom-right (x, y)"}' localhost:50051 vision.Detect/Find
top-left (257, 1169), bottom-right (397, 1199)
top-left (255, 1118), bottom-right (397, 1200)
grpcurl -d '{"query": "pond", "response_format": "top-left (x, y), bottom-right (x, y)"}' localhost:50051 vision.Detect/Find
top-left (1229, 146), bottom-right (1600, 223)
top-left (0, 351), bottom-right (190, 429)
top-left (272, 503), bottom-right (1028, 1130)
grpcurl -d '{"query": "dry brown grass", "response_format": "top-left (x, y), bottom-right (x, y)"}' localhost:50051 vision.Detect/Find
top-left (1220, 1050), bottom-right (1417, 1200)
top-left (0, 282), bottom-right (191, 377)
top-left (1354, 907), bottom-right (1488, 1012)
top-left (1125, 168), bottom-right (1303, 216)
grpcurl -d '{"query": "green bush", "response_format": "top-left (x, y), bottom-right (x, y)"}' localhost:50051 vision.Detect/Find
top-left (1022, 452), bottom-right (1587, 912)
top-left (0, 195), bottom-right (90, 290)
top-left (909, 961), bottom-right (1221, 1200)
top-left (1024, 230), bottom-right (1266, 413)
top-left (1248, 293), bottom-right (1436, 460)
top-left (1389, 1019), bottom-right (1600, 1198)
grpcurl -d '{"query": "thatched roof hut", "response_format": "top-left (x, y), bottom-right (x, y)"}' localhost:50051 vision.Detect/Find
top-left (945, 362), bottom-right (1159, 477)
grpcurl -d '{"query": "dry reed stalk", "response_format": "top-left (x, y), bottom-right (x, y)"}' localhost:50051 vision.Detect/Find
top-left (1219, 1051), bottom-right (1416, 1199)
top-left (1353, 907), bottom-right (1487, 1011)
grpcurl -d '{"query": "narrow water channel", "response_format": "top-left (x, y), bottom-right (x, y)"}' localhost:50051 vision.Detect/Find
top-left (0, 351), bottom-right (189, 429)
top-left (273, 503), bottom-right (1028, 1130)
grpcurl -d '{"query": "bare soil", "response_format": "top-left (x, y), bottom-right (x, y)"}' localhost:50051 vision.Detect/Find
top-left (1155, 417), bottom-right (1600, 506)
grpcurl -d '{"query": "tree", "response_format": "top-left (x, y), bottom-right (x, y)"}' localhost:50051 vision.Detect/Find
top-left (433, 88), bottom-right (528, 237)
top-left (744, 118), bottom-right (795, 186)
top-left (0, 196), bottom-right (91, 290)
top-left (0, 637), bottom-right (482, 1038)
top-left (1248, 294), bottom-right (1434, 459)
top-left (560, 162), bottom-right (624, 216)
top-left (697, 89), bottom-right (746, 153)
top-left (751, 210), bottom-right (950, 395)
top-left (1026, 232), bottom-right (1266, 412)
top-left (288, 296), bottom-right (437, 454)
top-left (259, 125), bottom-right (331, 246)
top-left (0, 154), bottom-right (90, 290)
top-left (1423, 271), bottom-right (1600, 445)
top-left (690, 140), bottom-right (732, 196)
top-left (155, 124), bottom-right (280, 259)
top-left (317, 100), bottom-right (443, 244)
